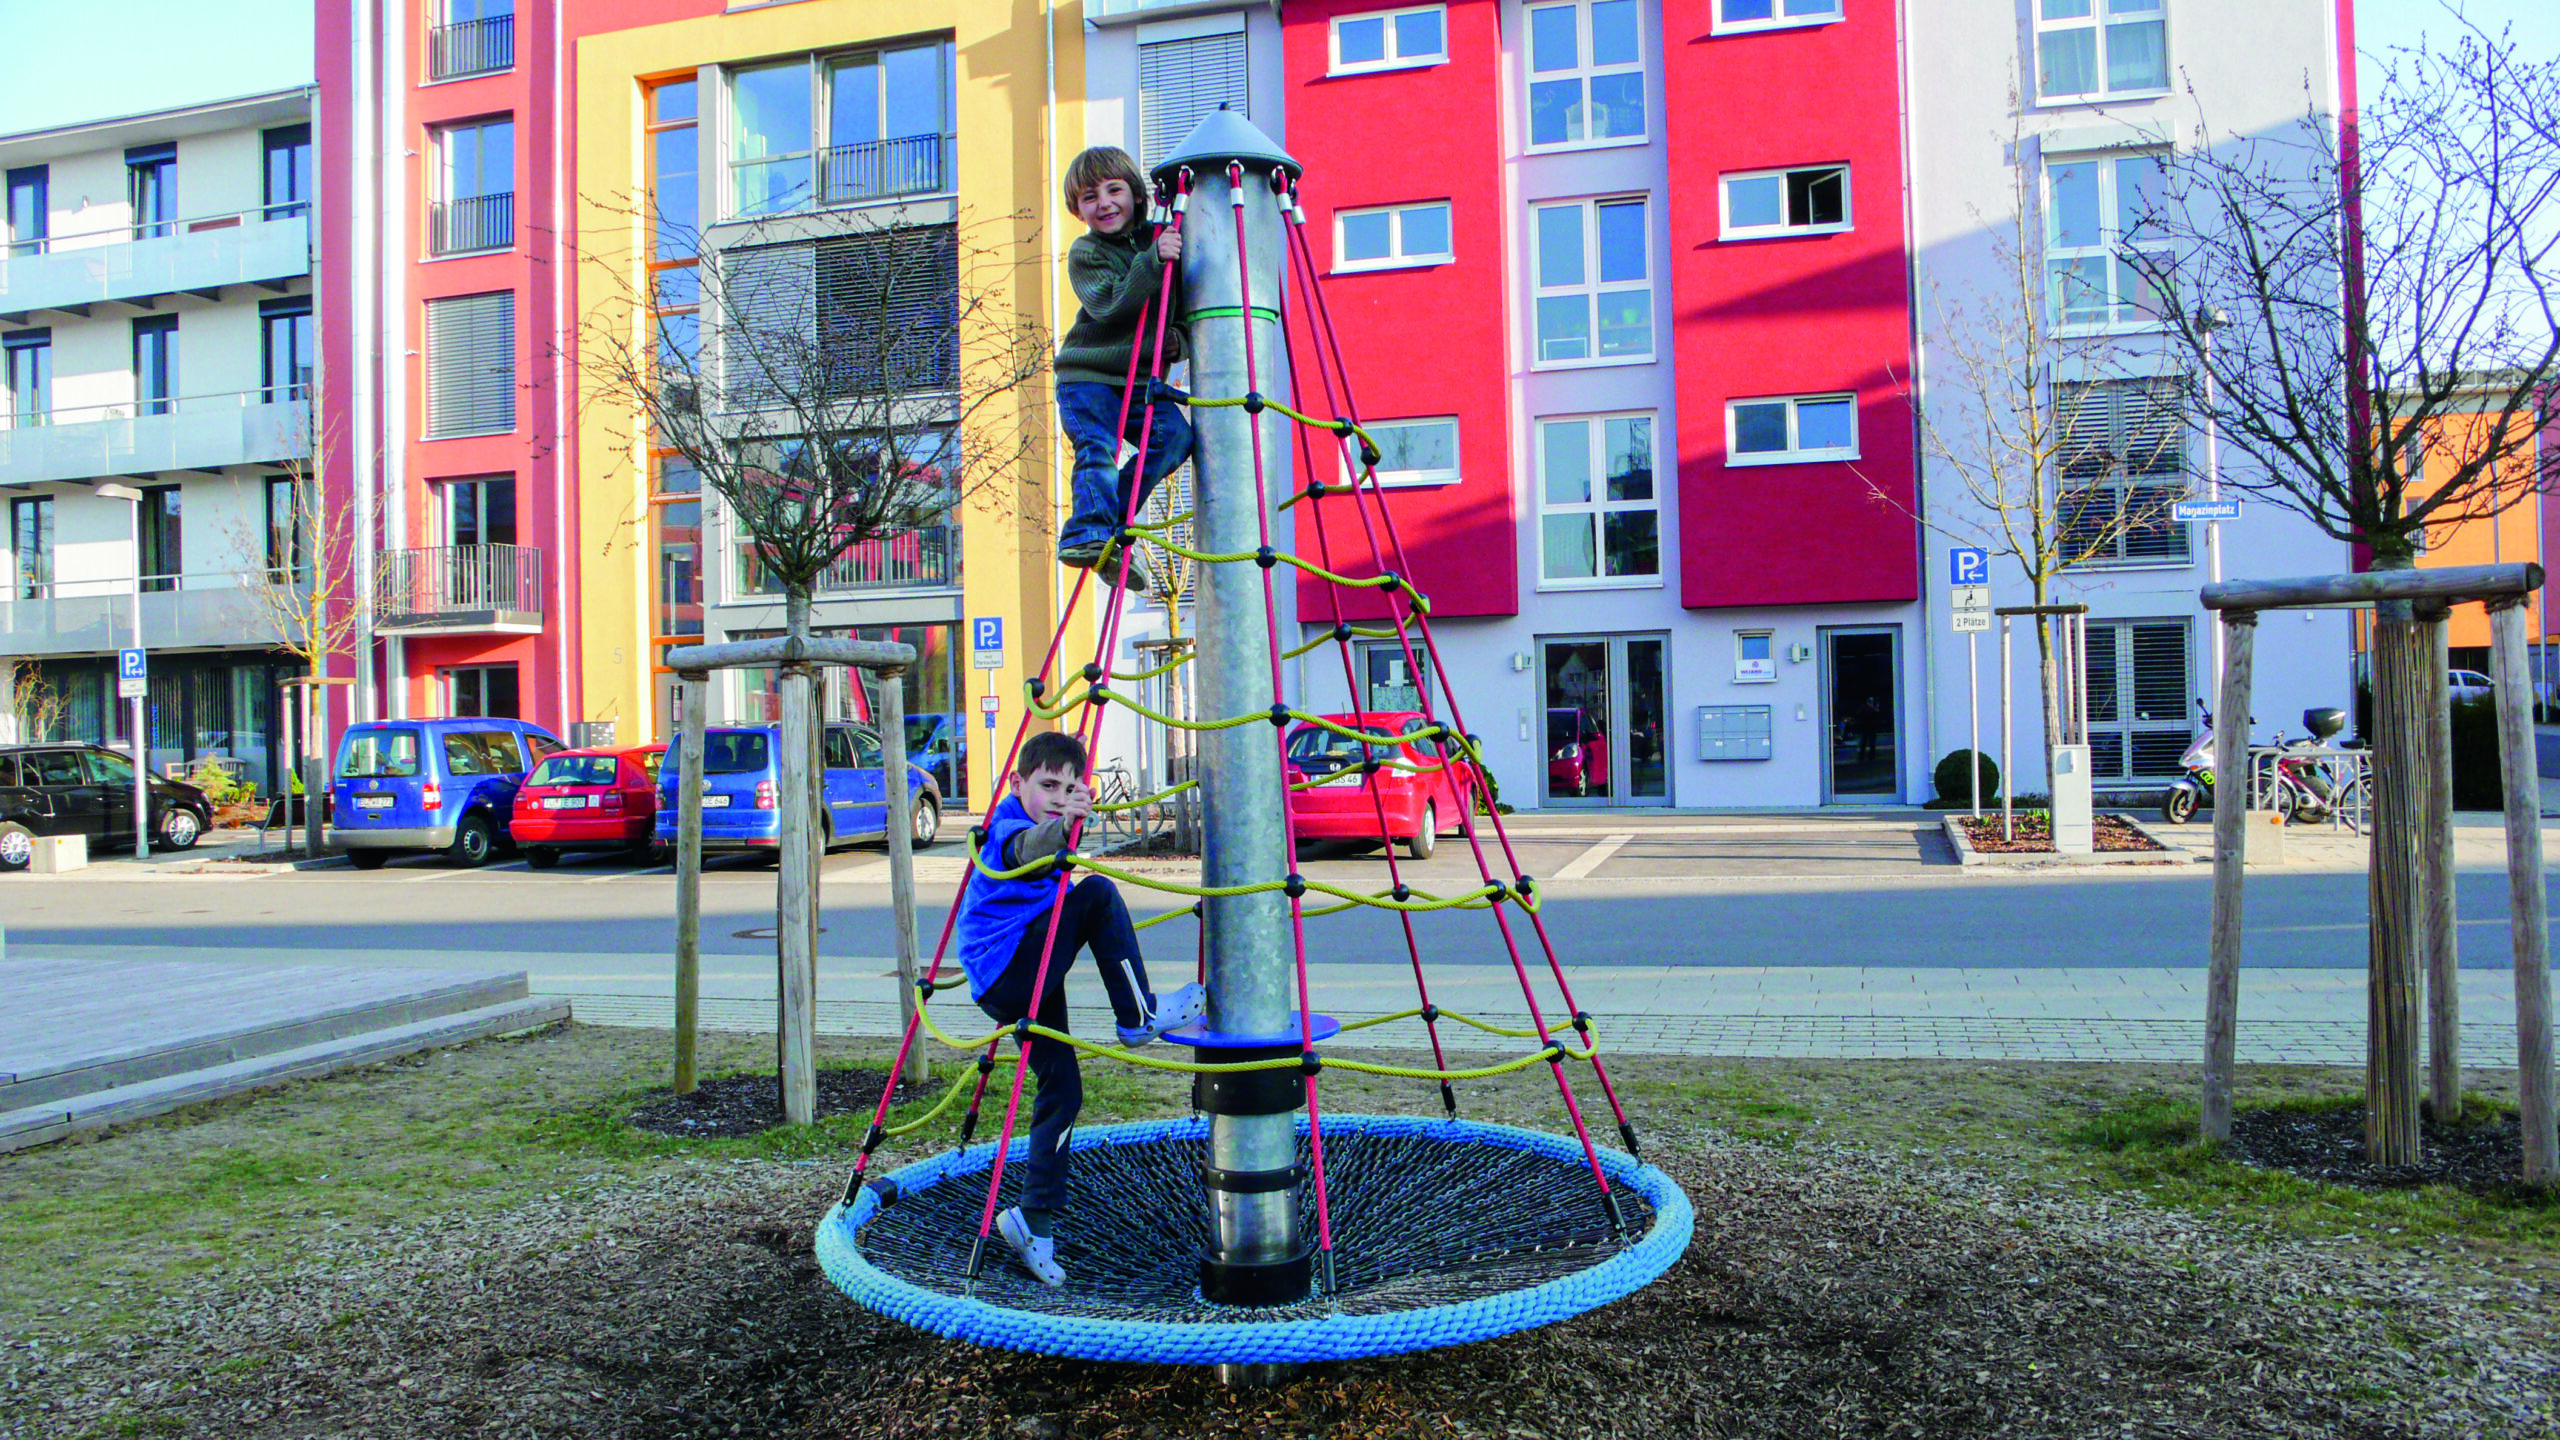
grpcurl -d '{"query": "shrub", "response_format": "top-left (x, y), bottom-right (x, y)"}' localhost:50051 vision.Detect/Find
top-left (1934, 748), bottom-right (1999, 805)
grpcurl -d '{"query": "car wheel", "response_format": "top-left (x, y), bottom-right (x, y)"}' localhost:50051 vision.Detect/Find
top-left (155, 807), bottom-right (203, 852)
top-left (347, 849), bottom-right (391, 870)
top-left (447, 812), bottom-right (495, 867)
top-left (912, 794), bottom-right (942, 848)
top-left (0, 822), bottom-right (33, 871)
top-left (1404, 803), bottom-right (1438, 861)
top-left (524, 846), bottom-right (559, 870)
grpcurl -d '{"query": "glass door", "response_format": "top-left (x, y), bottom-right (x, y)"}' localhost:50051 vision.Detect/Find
top-left (1538, 634), bottom-right (1669, 807)
top-left (1820, 626), bottom-right (1902, 802)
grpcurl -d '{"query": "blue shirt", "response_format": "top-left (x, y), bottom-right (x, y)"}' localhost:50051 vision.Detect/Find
top-left (955, 795), bottom-right (1059, 999)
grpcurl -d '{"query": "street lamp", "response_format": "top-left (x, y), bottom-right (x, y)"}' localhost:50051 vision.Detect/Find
top-left (94, 481), bottom-right (150, 861)
top-left (2196, 308), bottom-right (2231, 690)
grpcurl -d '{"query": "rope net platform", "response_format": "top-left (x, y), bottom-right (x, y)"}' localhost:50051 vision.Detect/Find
top-left (819, 110), bottom-right (1692, 1365)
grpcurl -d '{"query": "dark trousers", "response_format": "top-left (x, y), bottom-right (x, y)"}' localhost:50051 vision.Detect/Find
top-left (976, 874), bottom-right (1156, 1213)
top-left (1056, 379), bottom-right (1192, 552)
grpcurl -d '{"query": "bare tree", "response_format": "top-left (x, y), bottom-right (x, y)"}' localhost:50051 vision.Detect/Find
top-left (2126, 14), bottom-right (2560, 1165)
top-left (5, 659), bottom-right (65, 745)
top-left (235, 430), bottom-right (366, 859)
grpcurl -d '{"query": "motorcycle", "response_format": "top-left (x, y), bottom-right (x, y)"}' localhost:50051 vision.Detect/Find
top-left (2160, 697), bottom-right (2221, 824)
top-left (2162, 701), bottom-right (2358, 826)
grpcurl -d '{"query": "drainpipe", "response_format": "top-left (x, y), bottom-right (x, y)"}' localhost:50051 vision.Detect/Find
top-left (549, 3), bottom-right (574, 731)
top-left (350, 0), bottom-right (378, 725)
top-left (1896, 0), bottom-right (1934, 804)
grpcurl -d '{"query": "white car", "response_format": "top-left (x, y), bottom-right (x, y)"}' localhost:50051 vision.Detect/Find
top-left (2448, 669), bottom-right (2494, 702)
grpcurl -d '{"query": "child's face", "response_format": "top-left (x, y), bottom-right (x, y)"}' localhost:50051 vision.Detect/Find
top-left (1013, 763), bottom-right (1084, 822)
top-left (1071, 177), bottom-right (1140, 238)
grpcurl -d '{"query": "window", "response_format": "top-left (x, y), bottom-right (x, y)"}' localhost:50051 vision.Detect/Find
top-left (1333, 201), bottom-right (1452, 271)
top-left (131, 316), bottom-right (178, 417)
top-left (11, 496), bottom-right (51, 599)
top-left (430, 0), bottom-right (515, 80)
top-left (126, 143), bottom-right (175, 240)
top-left (1330, 6), bottom-right (1448, 74)
top-left (5, 166), bottom-right (45, 257)
top-left (1714, 0), bottom-right (1843, 32)
top-left (2046, 152), bottom-right (2166, 329)
top-left (266, 477), bottom-right (309, 581)
top-left (647, 79), bottom-right (701, 416)
top-left (2083, 619), bottom-right (2190, 779)
top-left (1344, 417), bottom-right (1458, 488)
top-left (261, 297), bottom-right (313, 403)
top-left (1357, 641), bottom-right (1433, 713)
top-left (2055, 378), bottom-right (2188, 566)
top-left (2036, 0), bottom-right (2168, 101)
top-left (440, 475), bottom-right (517, 547)
top-left (1538, 413), bottom-right (1659, 586)
top-left (424, 291), bottom-right (515, 437)
top-left (722, 227), bottom-right (960, 403)
top-left (445, 668), bottom-right (522, 720)
top-left (4, 330), bottom-right (51, 426)
top-left (1525, 0), bottom-right (1644, 150)
top-left (1720, 164), bottom-right (1849, 239)
top-left (729, 41), bottom-right (953, 217)
top-left (1531, 196), bottom-right (1650, 365)
top-left (139, 484), bottom-right (181, 592)
top-left (1727, 393), bottom-right (1857, 465)
top-left (431, 117), bottom-right (514, 254)
top-left (1735, 631), bottom-right (1776, 683)
top-left (1139, 29), bottom-right (1248, 169)
top-left (263, 124), bottom-right (311, 219)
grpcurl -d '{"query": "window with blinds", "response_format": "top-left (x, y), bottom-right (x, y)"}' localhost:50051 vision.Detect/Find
top-left (719, 226), bottom-right (958, 406)
top-left (2055, 376), bottom-right (2187, 566)
top-left (2082, 618), bottom-right (2193, 780)
top-left (425, 291), bottom-right (516, 438)
top-left (1139, 32), bottom-right (1248, 170)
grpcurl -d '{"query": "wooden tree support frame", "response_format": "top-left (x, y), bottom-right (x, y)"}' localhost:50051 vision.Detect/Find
top-left (2200, 563), bottom-right (2555, 1185)
top-left (665, 634), bottom-right (923, 1124)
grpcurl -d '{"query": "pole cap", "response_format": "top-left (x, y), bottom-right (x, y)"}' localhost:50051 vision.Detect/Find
top-left (1150, 105), bottom-right (1302, 189)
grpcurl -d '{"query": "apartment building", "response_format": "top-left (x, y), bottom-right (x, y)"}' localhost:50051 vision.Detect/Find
top-left (0, 89), bottom-right (317, 795)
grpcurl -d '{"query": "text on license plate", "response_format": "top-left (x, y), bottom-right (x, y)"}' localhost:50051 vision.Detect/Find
top-left (354, 795), bottom-right (395, 810)
top-left (700, 794), bottom-right (731, 808)
top-left (1316, 771), bottom-right (1366, 787)
top-left (542, 796), bottom-right (589, 810)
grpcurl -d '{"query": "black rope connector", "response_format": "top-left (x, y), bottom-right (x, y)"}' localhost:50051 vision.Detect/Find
top-left (1571, 1010), bottom-right (1593, 1034)
top-left (1012, 1017), bottom-right (1036, 1041)
top-left (916, 977), bottom-right (935, 996)
top-left (1255, 545), bottom-right (1278, 570)
top-left (1418, 1002), bottom-right (1439, 1023)
top-left (1053, 849), bottom-right (1081, 872)
top-left (1360, 758), bottom-right (1383, 775)
top-left (1191, 899), bottom-right (1205, 918)
top-left (975, 1053), bottom-right (997, 1076)
top-left (1087, 684), bottom-right (1111, 707)
top-left (1304, 479), bottom-right (1329, 504)
top-left (861, 1123), bottom-right (887, 1154)
top-left (1333, 418), bottom-right (1357, 436)
top-left (1543, 1042), bottom-right (1569, 1066)
top-left (1300, 1049), bottom-right (1323, 1076)
top-left (1027, 677), bottom-right (1047, 699)
top-left (1332, 622), bottom-right (1354, 642)
top-left (1269, 703), bottom-right (1292, 728)
top-left (1242, 390), bottom-right (1266, 414)
top-left (968, 825), bottom-right (988, 849)
top-left (1082, 662), bottom-right (1103, 682)
top-left (1393, 883), bottom-right (1413, 902)
top-left (1359, 442), bottom-right (1383, 468)
top-left (1379, 570), bottom-right (1403, 592)
top-left (1517, 875), bottom-right (1537, 896)
top-left (1283, 872), bottom-right (1307, 898)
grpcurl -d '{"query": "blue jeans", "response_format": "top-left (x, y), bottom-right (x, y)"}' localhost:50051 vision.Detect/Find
top-left (974, 874), bottom-right (1156, 1212)
top-left (1056, 379), bottom-right (1192, 553)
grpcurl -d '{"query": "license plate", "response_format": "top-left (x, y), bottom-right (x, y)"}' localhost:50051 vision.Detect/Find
top-left (353, 795), bottom-right (395, 810)
top-left (700, 794), bottom-right (731, 808)
top-left (1316, 771), bottom-right (1366, 788)
top-left (542, 796), bottom-right (589, 810)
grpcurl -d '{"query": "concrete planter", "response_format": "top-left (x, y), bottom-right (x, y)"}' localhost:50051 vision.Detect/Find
top-left (1940, 812), bottom-right (2198, 868)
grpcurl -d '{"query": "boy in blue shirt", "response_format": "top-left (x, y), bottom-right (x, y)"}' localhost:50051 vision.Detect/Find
top-left (956, 729), bottom-right (1206, 1285)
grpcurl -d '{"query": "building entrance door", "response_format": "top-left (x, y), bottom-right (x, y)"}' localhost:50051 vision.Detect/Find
top-left (1820, 626), bottom-right (1902, 803)
top-left (1537, 634), bottom-right (1668, 807)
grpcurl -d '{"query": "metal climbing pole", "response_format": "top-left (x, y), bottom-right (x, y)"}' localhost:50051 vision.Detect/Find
top-left (1157, 113), bottom-right (1310, 1330)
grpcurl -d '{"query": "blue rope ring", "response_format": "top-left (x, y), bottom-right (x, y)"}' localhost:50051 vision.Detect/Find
top-left (815, 1114), bottom-right (1692, 1364)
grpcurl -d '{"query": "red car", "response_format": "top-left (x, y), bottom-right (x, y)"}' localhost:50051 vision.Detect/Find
top-left (1285, 712), bottom-right (1478, 860)
top-left (509, 744), bottom-right (667, 868)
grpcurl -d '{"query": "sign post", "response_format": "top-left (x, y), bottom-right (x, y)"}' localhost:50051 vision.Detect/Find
top-left (118, 647), bottom-right (149, 858)
top-left (1948, 551), bottom-right (1991, 817)
top-left (970, 617), bottom-right (1004, 808)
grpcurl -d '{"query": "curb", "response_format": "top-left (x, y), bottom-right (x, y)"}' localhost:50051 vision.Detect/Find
top-left (1939, 812), bottom-right (2198, 868)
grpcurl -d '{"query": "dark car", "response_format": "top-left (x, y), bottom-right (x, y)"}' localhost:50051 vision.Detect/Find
top-left (0, 742), bottom-right (213, 870)
top-left (654, 721), bottom-right (942, 855)
top-left (331, 717), bottom-right (565, 868)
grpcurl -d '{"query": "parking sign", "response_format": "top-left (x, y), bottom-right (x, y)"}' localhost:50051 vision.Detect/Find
top-left (1948, 548), bottom-right (1990, 588)
top-left (970, 616), bottom-right (1004, 671)
top-left (117, 647), bottom-right (147, 700)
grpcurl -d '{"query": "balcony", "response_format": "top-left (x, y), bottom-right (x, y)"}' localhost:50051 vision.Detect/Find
top-left (820, 135), bottom-right (950, 207)
top-left (429, 192), bottom-right (514, 256)
top-left (375, 543), bottom-right (543, 634)
top-left (735, 525), bottom-right (959, 600)
top-left (429, 12), bottom-right (514, 80)
top-left (0, 208), bottom-right (309, 322)
top-left (0, 572), bottom-right (292, 659)
top-left (0, 390), bottom-right (310, 487)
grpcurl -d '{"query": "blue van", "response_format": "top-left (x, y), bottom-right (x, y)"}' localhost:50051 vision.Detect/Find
top-left (333, 718), bottom-right (565, 869)
top-left (655, 721), bottom-right (942, 856)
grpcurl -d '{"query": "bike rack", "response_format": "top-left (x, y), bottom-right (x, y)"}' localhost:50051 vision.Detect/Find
top-left (2242, 744), bottom-right (2372, 831)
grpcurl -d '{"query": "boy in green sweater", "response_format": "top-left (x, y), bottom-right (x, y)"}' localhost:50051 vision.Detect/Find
top-left (1054, 146), bottom-right (1190, 592)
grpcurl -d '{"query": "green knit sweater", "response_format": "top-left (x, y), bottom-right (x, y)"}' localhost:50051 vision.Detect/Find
top-left (1054, 226), bottom-right (1187, 389)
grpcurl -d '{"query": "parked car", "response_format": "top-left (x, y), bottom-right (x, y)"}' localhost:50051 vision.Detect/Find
top-left (0, 742), bottom-right (213, 870)
top-left (332, 718), bottom-right (566, 869)
top-left (2449, 669), bottom-right (2495, 703)
top-left (654, 721), bottom-right (942, 856)
top-left (905, 712), bottom-right (967, 798)
top-left (1546, 706), bottom-right (1609, 797)
top-left (509, 744), bottom-right (667, 869)
top-left (1284, 711), bottom-right (1478, 860)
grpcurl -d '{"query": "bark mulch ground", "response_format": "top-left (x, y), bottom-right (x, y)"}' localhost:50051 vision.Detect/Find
top-left (627, 1068), bottom-right (915, 1141)
top-left (1956, 813), bottom-right (2165, 854)
top-left (2224, 1099), bottom-right (2541, 1197)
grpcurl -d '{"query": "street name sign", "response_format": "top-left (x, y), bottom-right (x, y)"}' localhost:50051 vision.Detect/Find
top-left (2172, 498), bottom-right (2243, 523)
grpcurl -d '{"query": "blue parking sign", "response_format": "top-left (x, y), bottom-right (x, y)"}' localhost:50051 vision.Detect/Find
top-left (119, 647), bottom-right (148, 681)
top-left (1948, 548), bottom-right (1989, 587)
top-left (971, 616), bottom-right (1002, 653)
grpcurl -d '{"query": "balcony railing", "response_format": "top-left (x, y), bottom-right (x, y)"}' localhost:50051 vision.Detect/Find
top-left (820, 135), bottom-right (951, 206)
top-left (375, 543), bottom-right (543, 634)
top-left (0, 569), bottom-right (294, 658)
top-left (429, 12), bottom-right (514, 80)
top-left (0, 205), bottom-right (310, 319)
top-left (429, 192), bottom-right (514, 256)
top-left (736, 525), bottom-right (959, 599)
top-left (0, 387), bottom-right (310, 487)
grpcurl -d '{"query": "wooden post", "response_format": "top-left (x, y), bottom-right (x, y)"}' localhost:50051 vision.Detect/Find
top-left (2202, 610), bottom-right (2257, 1142)
top-left (2369, 610), bottom-right (2430, 1165)
top-left (674, 671), bottom-right (708, 1096)
top-left (2423, 609), bottom-right (2461, 1120)
top-left (2490, 599), bottom-right (2558, 1184)
top-left (879, 664), bottom-right (926, 1083)
top-left (776, 663), bottom-right (818, 1125)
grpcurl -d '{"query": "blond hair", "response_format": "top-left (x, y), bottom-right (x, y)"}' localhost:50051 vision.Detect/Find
top-left (1061, 146), bottom-right (1150, 234)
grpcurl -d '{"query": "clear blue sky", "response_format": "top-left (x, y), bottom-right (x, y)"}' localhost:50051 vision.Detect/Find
top-left (0, 0), bottom-right (2548, 136)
